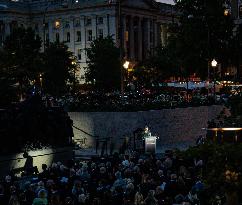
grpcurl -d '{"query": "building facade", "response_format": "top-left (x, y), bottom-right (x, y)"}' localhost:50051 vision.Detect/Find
top-left (0, 0), bottom-right (175, 82)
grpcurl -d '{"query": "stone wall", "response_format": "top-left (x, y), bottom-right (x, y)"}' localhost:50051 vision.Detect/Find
top-left (69, 105), bottom-right (224, 152)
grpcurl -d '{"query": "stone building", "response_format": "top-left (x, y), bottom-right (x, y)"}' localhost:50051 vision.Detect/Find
top-left (0, 0), bottom-right (175, 82)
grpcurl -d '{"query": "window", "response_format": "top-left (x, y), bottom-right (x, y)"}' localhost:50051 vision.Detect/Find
top-left (98, 17), bottom-right (103, 24)
top-left (75, 19), bottom-right (80, 27)
top-left (55, 20), bottom-right (60, 29)
top-left (0, 22), bottom-right (4, 33)
top-left (86, 17), bottom-right (92, 26)
top-left (98, 29), bottom-right (103, 39)
top-left (77, 48), bottom-right (82, 60)
top-left (76, 31), bottom-right (81, 42)
top-left (56, 33), bottom-right (59, 42)
top-left (66, 32), bottom-right (70, 42)
top-left (0, 35), bottom-right (3, 46)
top-left (65, 21), bottom-right (70, 28)
top-left (87, 30), bottom-right (92, 41)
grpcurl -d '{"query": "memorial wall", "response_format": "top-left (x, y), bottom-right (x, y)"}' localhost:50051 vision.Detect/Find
top-left (69, 105), bottom-right (225, 152)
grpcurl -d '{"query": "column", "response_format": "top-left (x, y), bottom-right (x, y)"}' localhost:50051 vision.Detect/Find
top-left (138, 17), bottom-right (143, 61)
top-left (154, 21), bottom-right (158, 48)
top-left (161, 24), bottom-right (167, 46)
top-left (5, 21), bottom-right (10, 36)
top-left (122, 15), bottom-right (127, 57)
top-left (92, 15), bottom-right (97, 40)
top-left (156, 22), bottom-right (161, 46)
top-left (109, 14), bottom-right (116, 42)
top-left (129, 16), bottom-right (135, 60)
top-left (106, 14), bottom-right (110, 36)
top-left (69, 17), bottom-right (75, 54)
top-left (80, 16), bottom-right (85, 48)
top-left (48, 19), bottom-right (53, 42)
top-left (60, 19), bottom-right (64, 42)
top-left (146, 18), bottom-right (151, 57)
top-left (147, 19), bottom-right (151, 49)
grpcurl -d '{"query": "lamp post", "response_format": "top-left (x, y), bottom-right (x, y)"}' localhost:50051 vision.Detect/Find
top-left (71, 60), bottom-right (76, 93)
top-left (211, 59), bottom-right (217, 102)
top-left (39, 73), bottom-right (43, 96)
top-left (43, 1), bottom-right (49, 52)
top-left (118, 0), bottom-right (124, 103)
top-left (123, 60), bottom-right (129, 84)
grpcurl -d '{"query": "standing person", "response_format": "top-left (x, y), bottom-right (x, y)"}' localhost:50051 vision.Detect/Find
top-left (134, 186), bottom-right (144, 205)
top-left (144, 190), bottom-right (158, 205)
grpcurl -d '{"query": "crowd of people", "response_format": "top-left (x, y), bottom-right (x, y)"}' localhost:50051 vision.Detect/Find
top-left (56, 88), bottom-right (227, 112)
top-left (0, 150), bottom-right (206, 205)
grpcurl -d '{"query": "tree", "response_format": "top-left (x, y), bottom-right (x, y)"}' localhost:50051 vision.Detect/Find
top-left (42, 42), bottom-right (78, 97)
top-left (85, 36), bottom-right (121, 90)
top-left (0, 27), bottom-right (42, 104)
top-left (175, 0), bottom-right (234, 79)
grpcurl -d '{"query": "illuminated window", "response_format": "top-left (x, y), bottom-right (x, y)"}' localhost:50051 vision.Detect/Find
top-left (55, 20), bottom-right (60, 29)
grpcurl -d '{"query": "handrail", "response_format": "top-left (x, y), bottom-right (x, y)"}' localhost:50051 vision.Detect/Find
top-left (72, 125), bottom-right (95, 137)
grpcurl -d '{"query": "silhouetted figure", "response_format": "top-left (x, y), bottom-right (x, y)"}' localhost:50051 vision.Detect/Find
top-left (23, 152), bottom-right (33, 176)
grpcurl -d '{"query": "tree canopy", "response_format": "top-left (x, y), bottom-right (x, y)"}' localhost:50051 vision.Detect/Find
top-left (85, 36), bottom-right (121, 90)
top-left (42, 42), bottom-right (78, 97)
top-left (0, 27), bottom-right (42, 104)
top-left (146, 0), bottom-right (235, 81)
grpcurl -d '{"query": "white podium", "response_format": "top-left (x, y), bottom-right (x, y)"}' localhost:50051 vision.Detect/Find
top-left (145, 136), bottom-right (157, 153)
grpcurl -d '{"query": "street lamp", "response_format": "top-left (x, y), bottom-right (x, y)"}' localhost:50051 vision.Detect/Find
top-left (118, 0), bottom-right (124, 103)
top-left (71, 60), bottom-right (77, 92)
top-left (211, 59), bottom-right (217, 102)
top-left (39, 73), bottom-right (43, 96)
top-left (123, 60), bottom-right (129, 69)
top-left (43, 1), bottom-right (49, 52)
top-left (211, 59), bottom-right (217, 67)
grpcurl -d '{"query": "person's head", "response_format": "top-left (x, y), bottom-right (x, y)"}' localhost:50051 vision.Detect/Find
top-left (38, 189), bottom-right (47, 199)
top-left (5, 175), bottom-right (11, 183)
top-left (100, 167), bottom-right (106, 174)
top-left (42, 164), bottom-right (47, 171)
top-left (147, 190), bottom-right (155, 198)
top-left (50, 194), bottom-right (61, 205)
top-left (115, 171), bottom-right (122, 179)
top-left (158, 170), bottom-right (163, 177)
top-left (23, 151), bottom-right (28, 158)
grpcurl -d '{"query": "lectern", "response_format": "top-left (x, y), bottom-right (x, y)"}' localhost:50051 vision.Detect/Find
top-left (145, 136), bottom-right (157, 153)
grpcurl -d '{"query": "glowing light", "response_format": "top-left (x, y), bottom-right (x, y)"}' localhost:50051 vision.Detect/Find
top-left (55, 20), bottom-right (60, 29)
top-left (211, 59), bottom-right (217, 67)
top-left (205, 128), bottom-right (242, 131)
top-left (123, 61), bottom-right (129, 69)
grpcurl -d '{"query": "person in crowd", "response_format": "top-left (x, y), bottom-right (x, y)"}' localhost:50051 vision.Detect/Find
top-left (32, 189), bottom-right (48, 205)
